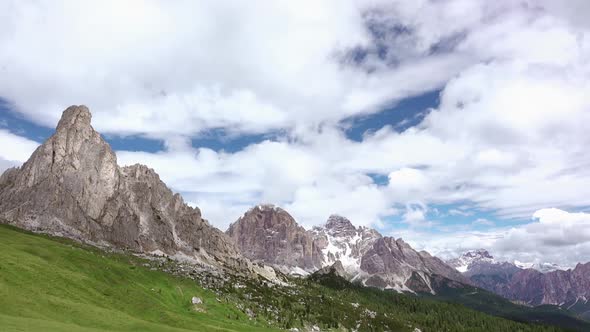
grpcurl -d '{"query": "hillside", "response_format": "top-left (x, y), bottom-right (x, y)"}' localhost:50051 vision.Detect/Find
top-left (0, 224), bottom-right (278, 332)
top-left (0, 224), bottom-right (579, 332)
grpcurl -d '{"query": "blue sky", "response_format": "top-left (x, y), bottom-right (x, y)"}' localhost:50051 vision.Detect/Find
top-left (1, 0), bottom-right (590, 267)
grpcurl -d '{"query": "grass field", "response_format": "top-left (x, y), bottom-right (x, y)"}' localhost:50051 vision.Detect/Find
top-left (0, 223), bottom-right (583, 332)
top-left (0, 224), bottom-right (278, 332)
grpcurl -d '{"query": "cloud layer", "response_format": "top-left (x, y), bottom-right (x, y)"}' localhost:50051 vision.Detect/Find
top-left (1, 1), bottom-right (590, 265)
top-left (403, 208), bottom-right (590, 268)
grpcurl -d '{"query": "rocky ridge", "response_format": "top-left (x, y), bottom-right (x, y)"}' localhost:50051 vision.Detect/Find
top-left (226, 204), bottom-right (322, 274)
top-left (360, 237), bottom-right (470, 293)
top-left (447, 249), bottom-right (497, 274)
top-left (311, 214), bottom-right (382, 274)
top-left (449, 250), bottom-right (590, 306)
top-left (0, 106), bottom-right (278, 280)
top-left (226, 206), bottom-right (469, 293)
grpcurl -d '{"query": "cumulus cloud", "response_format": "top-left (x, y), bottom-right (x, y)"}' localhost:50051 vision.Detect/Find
top-left (0, 129), bottom-right (39, 173)
top-left (0, 0), bottom-right (468, 139)
top-left (1, 0), bottom-right (590, 267)
top-left (404, 208), bottom-right (590, 268)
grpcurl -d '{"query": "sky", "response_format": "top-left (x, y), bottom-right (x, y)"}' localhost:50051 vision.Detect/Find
top-left (1, 0), bottom-right (590, 268)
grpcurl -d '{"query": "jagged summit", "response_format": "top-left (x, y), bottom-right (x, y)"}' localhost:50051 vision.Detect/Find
top-left (226, 203), bottom-right (322, 271)
top-left (0, 105), bottom-right (254, 274)
top-left (449, 249), bottom-right (590, 307)
top-left (447, 249), bottom-right (496, 273)
top-left (56, 105), bottom-right (92, 130)
top-left (228, 205), bottom-right (467, 293)
top-left (324, 215), bottom-right (356, 235)
top-left (465, 249), bottom-right (494, 259)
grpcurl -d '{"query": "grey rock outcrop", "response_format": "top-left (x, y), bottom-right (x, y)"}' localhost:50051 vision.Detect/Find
top-left (480, 262), bottom-right (590, 306)
top-left (311, 215), bottom-right (382, 274)
top-left (0, 106), bottom-right (247, 271)
top-left (360, 237), bottom-right (470, 293)
top-left (312, 260), bottom-right (348, 279)
top-left (226, 204), bottom-right (322, 271)
top-left (450, 250), bottom-right (590, 306)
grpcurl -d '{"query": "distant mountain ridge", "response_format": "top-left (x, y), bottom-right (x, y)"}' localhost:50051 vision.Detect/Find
top-left (449, 250), bottom-right (590, 309)
top-left (311, 214), bottom-right (382, 275)
top-left (226, 204), bottom-right (470, 293)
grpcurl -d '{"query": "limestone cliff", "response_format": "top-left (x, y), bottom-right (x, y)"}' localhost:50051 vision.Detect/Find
top-left (0, 106), bottom-right (249, 272)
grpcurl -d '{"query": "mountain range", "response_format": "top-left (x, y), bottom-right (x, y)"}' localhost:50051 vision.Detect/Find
top-left (448, 249), bottom-right (590, 319)
top-left (226, 204), bottom-right (468, 293)
top-left (0, 106), bottom-right (467, 295)
top-left (1, 106), bottom-right (589, 329)
top-left (0, 106), bottom-right (279, 281)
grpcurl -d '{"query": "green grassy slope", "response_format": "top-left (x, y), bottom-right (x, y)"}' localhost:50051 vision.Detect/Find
top-left (0, 224), bottom-right (277, 332)
top-left (0, 223), bottom-right (580, 332)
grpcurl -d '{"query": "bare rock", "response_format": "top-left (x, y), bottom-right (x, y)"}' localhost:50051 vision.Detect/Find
top-left (360, 237), bottom-right (470, 292)
top-left (227, 206), bottom-right (467, 293)
top-left (311, 215), bottom-right (382, 274)
top-left (0, 105), bottom-right (248, 273)
top-left (226, 204), bottom-right (321, 271)
top-left (312, 260), bottom-right (348, 279)
top-left (504, 262), bottom-right (590, 305)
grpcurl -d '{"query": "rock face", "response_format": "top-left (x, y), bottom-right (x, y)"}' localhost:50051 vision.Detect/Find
top-left (360, 237), bottom-right (470, 293)
top-left (0, 106), bottom-right (246, 271)
top-left (227, 208), bottom-right (468, 292)
top-left (311, 215), bottom-right (382, 274)
top-left (501, 263), bottom-right (590, 306)
top-left (312, 260), bottom-right (348, 279)
top-left (447, 249), bottom-right (496, 274)
top-left (450, 250), bottom-right (590, 306)
top-left (226, 205), bottom-right (321, 271)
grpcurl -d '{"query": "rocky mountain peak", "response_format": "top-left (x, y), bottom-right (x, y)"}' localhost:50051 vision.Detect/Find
top-left (447, 249), bottom-right (496, 273)
top-left (227, 205), bottom-right (468, 292)
top-left (226, 204), bottom-right (321, 271)
top-left (0, 105), bottom-right (257, 276)
top-left (360, 236), bottom-right (470, 292)
top-left (56, 105), bottom-right (92, 131)
top-left (325, 215), bottom-right (356, 236)
top-left (465, 249), bottom-right (493, 260)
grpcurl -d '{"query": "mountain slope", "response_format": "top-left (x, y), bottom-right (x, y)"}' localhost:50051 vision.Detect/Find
top-left (226, 204), bottom-right (321, 272)
top-left (449, 250), bottom-right (590, 308)
top-left (0, 224), bottom-right (277, 332)
top-left (311, 214), bottom-right (382, 274)
top-left (447, 249), bottom-right (498, 274)
top-left (0, 224), bottom-right (572, 332)
top-left (506, 264), bottom-right (590, 306)
top-left (415, 274), bottom-right (590, 332)
top-left (0, 105), bottom-right (254, 274)
top-left (228, 207), bottom-right (471, 293)
top-left (360, 237), bottom-right (470, 293)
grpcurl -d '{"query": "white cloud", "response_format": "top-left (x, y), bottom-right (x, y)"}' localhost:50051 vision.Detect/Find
top-left (401, 204), bottom-right (437, 228)
top-left (448, 209), bottom-right (473, 217)
top-left (0, 129), bottom-right (39, 173)
top-left (472, 218), bottom-right (494, 226)
top-left (2, 1), bottom-right (590, 266)
top-left (0, 0), bottom-right (468, 139)
top-left (403, 208), bottom-right (590, 268)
